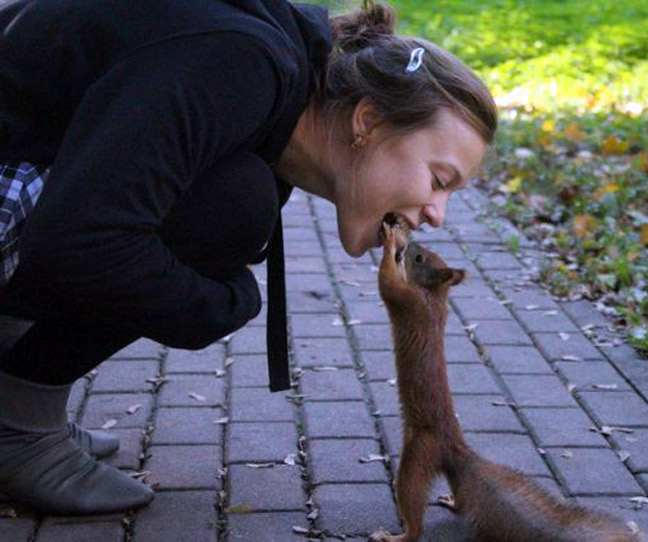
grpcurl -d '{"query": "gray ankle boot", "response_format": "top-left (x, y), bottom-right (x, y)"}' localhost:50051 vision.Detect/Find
top-left (0, 369), bottom-right (154, 515)
top-left (67, 422), bottom-right (120, 459)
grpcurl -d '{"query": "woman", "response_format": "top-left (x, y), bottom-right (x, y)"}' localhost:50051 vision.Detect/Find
top-left (0, 0), bottom-right (496, 515)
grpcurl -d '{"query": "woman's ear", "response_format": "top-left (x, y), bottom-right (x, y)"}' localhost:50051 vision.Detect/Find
top-left (351, 97), bottom-right (383, 140)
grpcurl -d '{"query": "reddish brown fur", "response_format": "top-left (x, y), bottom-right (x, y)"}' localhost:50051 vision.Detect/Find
top-left (369, 224), bottom-right (642, 542)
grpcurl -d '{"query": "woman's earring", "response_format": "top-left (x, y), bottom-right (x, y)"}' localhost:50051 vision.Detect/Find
top-left (351, 133), bottom-right (366, 150)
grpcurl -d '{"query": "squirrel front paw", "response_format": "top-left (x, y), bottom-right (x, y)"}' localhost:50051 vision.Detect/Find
top-left (381, 222), bottom-right (408, 262)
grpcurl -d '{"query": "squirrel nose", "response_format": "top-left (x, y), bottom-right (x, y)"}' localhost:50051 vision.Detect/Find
top-left (422, 193), bottom-right (449, 228)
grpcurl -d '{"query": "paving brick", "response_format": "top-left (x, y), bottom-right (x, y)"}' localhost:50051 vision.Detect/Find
top-left (354, 324), bottom-right (394, 351)
top-left (284, 240), bottom-right (326, 258)
top-left (485, 345), bottom-right (552, 374)
top-left (92, 361), bottom-right (158, 392)
top-left (338, 283), bottom-right (381, 303)
top-left (82, 393), bottom-right (153, 429)
top-left (165, 344), bottom-right (225, 373)
top-left (473, 251), bottom-right (522, 270)
top-left (452, 296), bottom-right (513, 321)
top-left (310, 439), bottom-right (387, 483)
top-left (228, 326), bottom-right (267, 354)
top-left (417, 505), bottom-right (475, 542)
top-left (609, 428), bottom-right (648, 473)
top-left (361, 350), bottom-right (397, 381)
top-left (104, 428), bottom-right (145, 470)
top-left (147, 445), bottom-right (221, 489)
top-left (580, 391), bottom-right (648, 428)
top-left (291, 313), bottom-right (348, 339)
top-left (575, 497), bottom-right (648, 537)
top-left (313, 483), bottom-right (399, 535)
top-left (515, 309), bottom-right (580, 333)
top-left (158, 375), bottom-right (225, 407)
top-left (228, 422), bottom-right (297, 463)
top-left (283, 227), bottom-right (319, 243)
top-left (560, 300), bottom-right (612, 328)
top-left (473, 320), bottom-right (533, 346)
top-left (497, 288), bottom-right (561, 311)
top-left (287, 289), bottom-right (338, 313)
top-left (547, 448), bottom-right (643, 495)
top-left (135, 491), bottom-right (218, 541)
top-left (603, 345), bottom-right (648, 399)
top-left (444, 336), bottom-right (482, 363)
top-left (370, 381), bottom-right (400, 416)
top-left (304, 401), bottom-right (376, 438)
top-left (465, 433), bottom-right (552, 477)
top-left (452, 223), bottom-right (500, 243)
top-left (227, 512), bottom-right (307, 541)
top-left (555, 361), bottom-right (632, 392)
top-left (454, 395), bottom-right (525, 433)
top-left (345, 301), bottom-right (390, 325)
top-left (0, 518), bottom-right (34, 541)
top-left (285, 273), bottom-right (332, 293)
top-left (333, 263), bottom-right (379, 284)
top-left (67, 378), bottom-right (88, 418)
top-left (285, 255), bottom-right (327, 273)
top-left (110, 339), bottom-right (162, 360)
top-left (230, 388), bottom-right (294, 422)
top-left (292, 337), bottom-right (355, 367)
top-left (502, 374), bottom-right (578, 407)
top-left (153, 407), bottom-right (223, 445)
top-left (227, 465), bottom-right (304, 511)
top-left (38, 520), bottom-right (122, 542)
top-left (230, 354), bottom-right (270, 387)
top-left (380, 416), bottom-right (404, 460)
top-left (447, 364), bottom-right (501, 394)
top-left (521, 407), bottom-right (608, 447)
top-left (300, 368), bottom-right (364, 401)
top-left (532, 331), bottom-right (604, 361)
top-left (449, 280), bottom-right (496, 299)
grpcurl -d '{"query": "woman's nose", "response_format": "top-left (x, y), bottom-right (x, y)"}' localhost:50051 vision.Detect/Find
top-left (422, 192), bottom-right (449, 228)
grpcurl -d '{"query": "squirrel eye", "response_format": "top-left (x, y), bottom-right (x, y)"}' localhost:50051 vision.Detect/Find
top-left (414, 253), bottom-right (425, 264)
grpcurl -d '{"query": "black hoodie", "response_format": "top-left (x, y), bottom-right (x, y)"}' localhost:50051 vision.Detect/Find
top-left (0, 0), bottom-right (332, 390)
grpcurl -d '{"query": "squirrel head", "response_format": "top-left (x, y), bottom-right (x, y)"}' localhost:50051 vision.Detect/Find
top-left (403, 242), bottom-right (466, 292)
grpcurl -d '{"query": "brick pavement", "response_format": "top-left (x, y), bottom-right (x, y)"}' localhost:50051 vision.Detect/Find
top-left (1, 186), bottom-right (647, 541)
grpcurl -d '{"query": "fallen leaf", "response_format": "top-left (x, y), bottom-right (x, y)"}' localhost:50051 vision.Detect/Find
top-left (491, 401), bottom-right (515, 407)
top-left (348, 319), bottom-right (362, 326)
top-left (359, 454), bottom-right (388, 464)
top-left (312, 366), bottom-right (338, 372)
top-left (388, 378), bottom-right (397, 386)
top-left (572, 214), bottom-right (597, 239)
top-left (564, 122), bottom-right (586, 143)
top-left (284, 453), bottom-right (297, 466)
top-left (126, 404), bottom-right (142, 415)
top-left (220, 332), bottom-right (235, 344)
top-left (101, 419), bottom-right (118, 429)
top-left (146, 376), bottom-right (169, 390)
top-left (307, 508), bottom-right (319, 521)
top-left (543, 310), bottom-right (558, 316)
top-left (567, 383), bottom-right (578, 393)
top-left (641, 224), bottom-right (648, 246)
top-left (129, 470), bottom-right (160, 489)
top-left (292, 526), bottom-right (310, 535)
top-left (188, 392), bottom-right (206, 402)
top-left (592, 383), bottom-right (618, 390)
top-left (245, 462), bottom-right (275, 469)
top-left (561, 355), bottom-right (581, 362)
top-left (226, 503), bottom-right (254, 514)
top-left (437, 494), bottom-right (455, 508)
top-left (499, 176), bottom-right (523, 194)
top-left (213, 417), bottom-right (229, 425)
top-left (463, 324), bottom-right (480, 331)
top-left (600, 134), bottom-right (629, 155)
top-left (225, 357), bottom-right (235, 367)
top-left (0, 507), bottom-right (18, 518)
top-left (618, 450), bottom-right (631, 462)
top-left (215, 369), bottom-right (226, 377)
top-left (630, 496), bottom-right (648, 510)
top-left (525, 304), bottom-right (540, 310)
top-left (331, 317), bottom-right (344, 327)
top-left (561, 450), bottom-right (574, 459)
top-left (537, 448), bottom-right (546, 455)
top-left (558, 332), bottom-right (571, 341)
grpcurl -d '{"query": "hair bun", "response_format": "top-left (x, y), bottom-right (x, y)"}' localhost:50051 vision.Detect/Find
top-left (331, 1), bottom-right (397, 53)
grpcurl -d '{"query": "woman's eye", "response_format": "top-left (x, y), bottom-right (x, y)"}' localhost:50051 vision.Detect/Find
top-left (415, 253), bottom-right (425, 264)
top-left (432, 176), bottom-right (445, 191)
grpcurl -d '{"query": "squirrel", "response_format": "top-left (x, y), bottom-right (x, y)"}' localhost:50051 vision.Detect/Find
top-left (369, 219), bottom-right (643, 542)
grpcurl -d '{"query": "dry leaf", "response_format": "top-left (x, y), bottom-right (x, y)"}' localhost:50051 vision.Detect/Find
top-left (213, 417), bottom-right (229, 425)
top-left (525, 304), bottom-right (540, 310)
top-left (463, 324), bottom-right (480, 331)
top-left (499, 176), bottom-right (523, 194)
top-left (630, 496), bottom-right (648, 509)
top-left (307, 508), bottom-right (319, 521)
top-left (537, 448), bottom-right (546, 455)
top-left (215, 369), bottom-right (226, 377)
top-left (641, 224), bottom-right (648, 246)
top-left (561, 355), bottom-right (581, 362)
top-left (437, 494), bottom-right (456, 508)
top-left (561, 450), bottom-right (574, 459)
top-left (572, 214), bottom-right (597, 239)
top-left (126, 404), bottom-right (142, 415)
top-left (600, 134), bottom-right (629, 155)
top-left (388, 378), bottom-right (397, 386)
top-left (618, 450), bottom-right (631, 462)
top-left (543, 310), bottom-right (558, 316)
top-left (348, 319), bottom-right (362, 326)
top-left (101, 419), bottom-right (118, 430)
top-left (567, 383), bottom-right (578, 393)
top-left (225, 357), bottom-right (235, 367)
top-left (359, 454), bottom-right (387, 464)
top-left (491, 401), bottom-right (515, 407)
top-left (0, 507), bottom-right (18, 518)
top-left (284, 453), bottom-right (297, 466)
top-left (227, 503), bottom-right (254, 514)
top-left (331, 317), bottom-right (344, 327)
top-left (292, 526), bottom-right (310, 535)
top-left (245, 462), bottom-right (275, 469)
top-left (558, 332), bottom-right (571, 341)
top-left (129, 470), bottom-right (160, 489)
top-left (188, 392), bottom-right (206, 402)
top-left (592, 383), bottom-right (618, 390)
top-left (564, 122), bottom-right (586, 143)
top-left (312, 366), bottom-right (338, 372)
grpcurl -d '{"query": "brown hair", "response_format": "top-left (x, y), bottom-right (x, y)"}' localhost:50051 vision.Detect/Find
top-left (314, 0), bottom-right (498, 144)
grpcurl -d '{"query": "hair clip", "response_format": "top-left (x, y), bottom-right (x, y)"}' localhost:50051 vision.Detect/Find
top-left (405, 47), bottom-right (425, 73)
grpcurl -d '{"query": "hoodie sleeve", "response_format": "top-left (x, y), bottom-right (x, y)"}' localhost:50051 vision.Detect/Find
top-left (18, 32), bottom-right (285, 348)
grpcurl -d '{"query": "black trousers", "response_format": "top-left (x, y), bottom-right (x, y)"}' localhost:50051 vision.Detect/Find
top-left (0, 152), bottom-right (275, 385)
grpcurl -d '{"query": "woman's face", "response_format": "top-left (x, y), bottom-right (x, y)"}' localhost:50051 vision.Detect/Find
top-left (335, 108), bottom-right (487, 257)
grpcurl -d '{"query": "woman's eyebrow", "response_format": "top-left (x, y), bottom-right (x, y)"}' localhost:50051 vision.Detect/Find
top-left (432, 162), bottom-right (465, 188)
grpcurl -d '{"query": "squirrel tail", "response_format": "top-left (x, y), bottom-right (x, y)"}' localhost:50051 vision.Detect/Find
top-left (443, 449), bottom-right (642, 542)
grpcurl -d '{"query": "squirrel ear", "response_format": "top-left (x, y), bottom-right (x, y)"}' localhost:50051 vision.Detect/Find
top-left (437, 268), bottom-right (465, 286)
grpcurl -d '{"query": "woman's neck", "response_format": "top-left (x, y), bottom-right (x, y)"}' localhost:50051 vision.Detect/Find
top-left (272, 104), bottom-right (344, 204)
